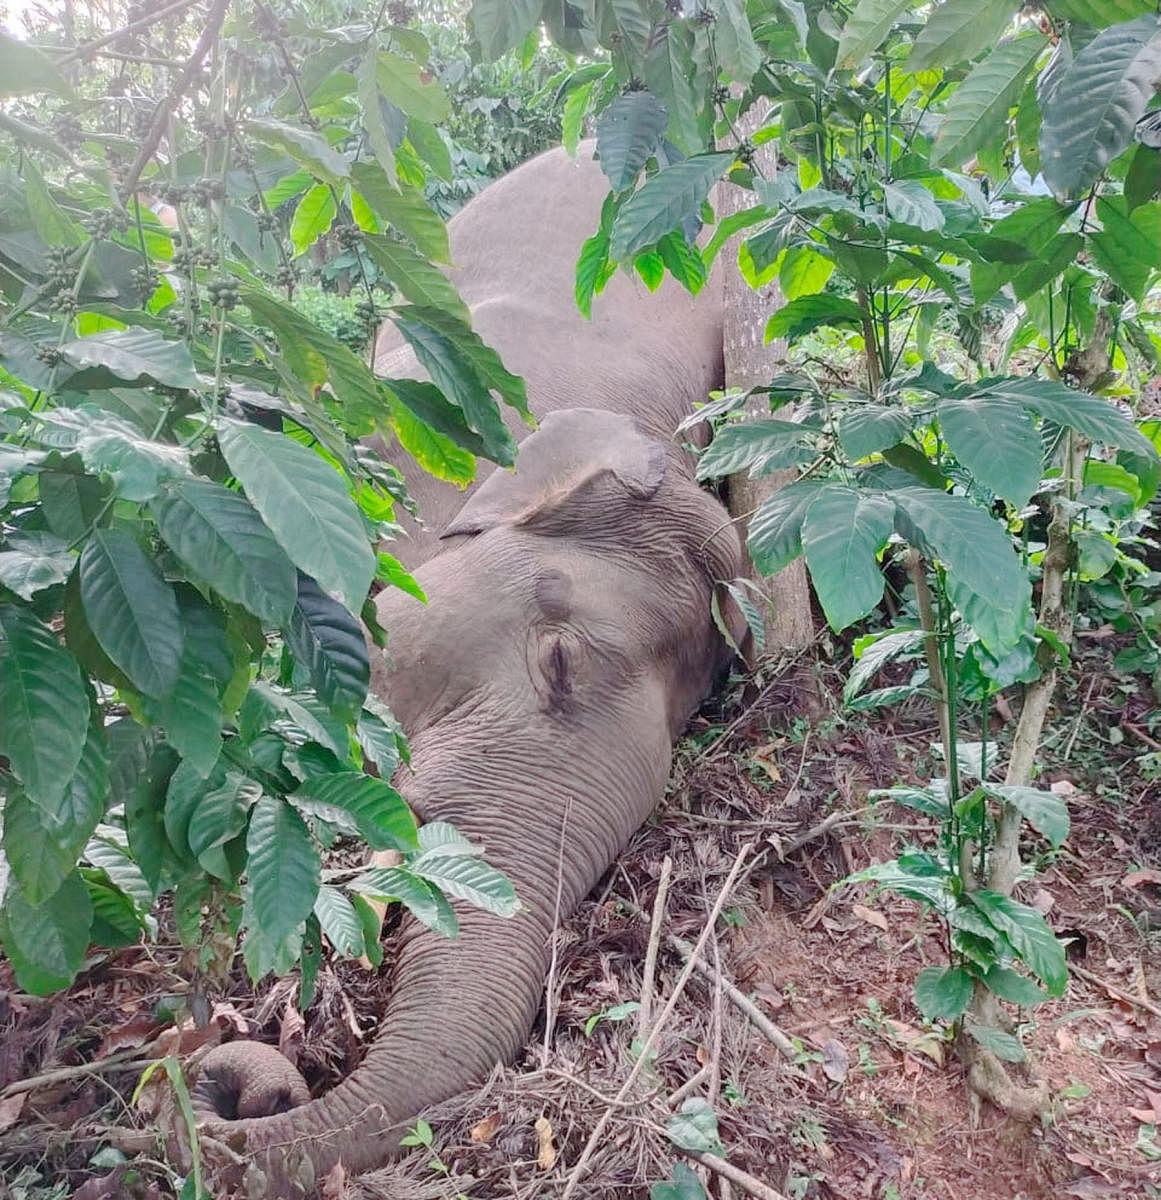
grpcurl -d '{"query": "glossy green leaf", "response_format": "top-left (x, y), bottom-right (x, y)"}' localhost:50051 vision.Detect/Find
top-left (0, 872), bottom-right (92, 995)
top-left (244, 794), bottom-right (321, 945)
top-left (351, 865), bottom-right (457, 937)
top-left (314, 885), bottom-right (366, 957)
top-left (982, 965), bottom-right (1047, 1007)
top-left (363, 235), bottom-right (470, 322)
top-left (218, 419), bottom-right (374, 614)
top-left (388, 389), bottom-right (476, 486)
top-left (845, 628), bottom-right (927, 703)
top-left (151, 478), bottom-right (298, 626)
top-left (57, 329), bottom-right (201, 392)
top-left (67, 413), bottom-right (191, 502)
top-left (595, 89), bottom-right (668, 190)
top-left (695, 418), bottom-right (813, 481)
top-left (747, 479), bottom-right (826, 575)
top-left (882, 180), bottom-right (945, 232)
top-left (575, 229), bottom-right (616, 318)
top-left (376, 51), bottom-right (449, 123)
top-left (938, 394), bottom-right (1042, 507)
top-left (79, 528), bottom-right (183, 699)
top-left (1125, 144), bottom-right (1161, 211)
top-left (835, 0), bottom-right (912, 68)
top-left (838, 405), bottom-right (913, 460)
top-left (404, 849), bottom-right (520, 918)
top-left (779, 244), bottom-right (835, 299)
top-left (802, 485), bottom-right (894, 631)
top-left (357, 48), bottom-right (397, 178)
top-left (650, 1163), bottom-right (706, 1200)
top-left (469, 0), bottom-right (542, 59)
top-left (3, 790), bottom-right (83, 906)
top-left (283, 571), bottom-right (369, 717)
top-left (123, 744), bottom-right (178, 893)
top-left (610, 153), bottom-right (735, 260)
top-left (932, 34), bottom-right (1048, 169)
top-left (907, 0), bottom-right (1020, 70)
top-left (969, 890), bottom-right (1068, 995)
top-left (1048, 0), bottom-right (1155, 22)
top-left (1040, 16), bottom-right (1161, 200)
top-left (966, 1021), bottom-right (1026, 1061)
top-left (1089, 194), bottom-right (1161, 300)
top-left (292, 772), bottom-right (418, 851)
top-left (0, 602), bottom-right (90, 811)
top-left (914, 965), bottom-right (974, 1020)
top-left (988, 785), bottom-right (1070, 848)
top-left (562, 79), bottom-right (596, 157)
top-left (350, 162), bottom-right (449, 262)
top-left (290, 182), bottom-right (336, 255)
top-left (765, 293), bottom-right (865, 340)
top-left (0, 531), bottom-right (75, 601)
top-left (247, 117), bottom-right (349, 184)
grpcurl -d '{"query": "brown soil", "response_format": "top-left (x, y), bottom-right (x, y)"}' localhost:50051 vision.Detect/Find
top-left (3, 640), bottom-right (1161, 1200)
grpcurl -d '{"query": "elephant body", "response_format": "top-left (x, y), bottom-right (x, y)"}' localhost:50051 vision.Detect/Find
top-left (195, 147), bottom-right (739, 1194)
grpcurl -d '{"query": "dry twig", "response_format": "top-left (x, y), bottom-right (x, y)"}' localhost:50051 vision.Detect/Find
top-left (639, 856), bottom-right (673, 1036)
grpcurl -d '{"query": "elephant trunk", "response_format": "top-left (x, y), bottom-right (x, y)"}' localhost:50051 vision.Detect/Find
top-left (199, 719), bottom-right (667, 1195)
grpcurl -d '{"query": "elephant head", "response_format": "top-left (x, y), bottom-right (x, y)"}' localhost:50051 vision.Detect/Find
top-left (194, 408), bottom-right (742, 1195)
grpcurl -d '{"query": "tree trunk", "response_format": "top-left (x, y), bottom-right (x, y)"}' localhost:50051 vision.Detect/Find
top-left (720, 101), bottom-right (814, 652)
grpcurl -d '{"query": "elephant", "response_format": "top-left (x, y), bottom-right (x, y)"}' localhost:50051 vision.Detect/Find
top-left (192, 145), bottom-right (743, 1195)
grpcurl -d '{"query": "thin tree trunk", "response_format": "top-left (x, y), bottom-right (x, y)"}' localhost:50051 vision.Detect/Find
top-left (720, 100), bottom-right (813, 652)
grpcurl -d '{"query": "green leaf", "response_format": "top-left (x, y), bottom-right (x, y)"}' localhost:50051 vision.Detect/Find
top-left (0, 30), bottom-right (74, 97)
top-left (292, 772), bottom-right (418, 852)
top-left (350, 162), bottom-right (449, 262)
top-left (387, 390), bottom-right (476, 486)
top-left (247, 117), bottom-right (349, 185)
top-left (932, 34), bottom-right (1048, 169)
top-left (242, 921), bottom-right (305, 982)
top-left (651, 1163), bottom-right (707, 1200)
top-left (290, 183), bottom-right (336, 255)
top-left (966, 1021), bottom-right (1027, 1062)
top-left (914, 964), bottom-right (974, 1020)
top-left (596, 90), bottom-right (668, 191)
top-left (3, 790), bottom-right (83, 906)
top-left (356, 699), bottom-right (407, 777)
top-left (838, 405), bottom-right (913, 460)
top-left (845, 628), bottom-right (927, 703)
top-left (357, 48), bottom-right (397, 178)
top-left (801, 485), bottom-right (894, 631)
top-left (891, 486), bottom-right (1031, 648)
top-left (79, 528), bottom-right (183, 699)
top-left (575, 229), bottom-right (616, 319)
top-left (123, 744), bottom-right (178, 893)
top-left (747, 479), bottom-right (826, 575)
top-left (469, 0), bottom-right (542, 60)
top-left (610, 153), bottom-right (735, 260)
top-left (907, 0), bottom-right (1020, 71)
top-left (714, 0), bottom-right (763, 82)
top-left (64, 413), bottom-right (191, 502)
top-left (779, 244), bottom-right (835, 299)
top-left (0, 602), bottom-right (89, 811)
top-left (0, 531), bottom-right (75, 601)
top-left (983, 965), bottom-right (1048, 1006)
top-left (0, 872), bottom-right (92, 995)
top-left (57, 329), bottom-right (200, 392)
top-left (151, 479), bottom-right (298, 626)
top-left (1040, 16), bottom-right (1161, 201)
top-left (765, 293), bottom-right (865, 340)
top-left (882, 180), bottom-right (946, 232)
top-left (836, 0), bottom-right (912, 68)
top-left (38, 470), bottom-right (111, 542)
top-left (1048, 0), bottom-right (1155, 22)
top-left (406, 848), bottom-right (520, 918)
top-left (666, 1097), bottom-right (724, 1156)
top-left (969, 890), bottom-right (1068, 995)
top-left (376, 51), bottom-right (449, 123)
top-left (218, 419), bottom-right (374, 614)
top-left (965, 376), bottom-right (1158, 456)
top-left (314, 885), bottom-right (366, 957)
top-left (562, 79), bottom-right (597, 157)
top-left (1089, 194), bottom-right (1161, 300)
top-left (244, 794), bottom-right (321, 945)
top-left (988, 785), bottom-right (1070, 848)
top-left (352, 866), bottom-right (458, 937)
top-left (283, 571), bottom-right (369, 718)
top-left (938, 394), bottom-right (1042, 507)
top-left (186, 772), bottom-right (256, 877)
top-left (22, 158), bottom-right (84, 245)
top-left (363, 235), bottom-right (470, 322)
top-left (695, 418), bottom-right (813, 481)
top-left (1125, 144), bottom-right (1161, 211)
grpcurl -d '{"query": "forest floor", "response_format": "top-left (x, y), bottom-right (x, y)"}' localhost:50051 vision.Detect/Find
top-left (2, 635), bottom-right (1161, 1200)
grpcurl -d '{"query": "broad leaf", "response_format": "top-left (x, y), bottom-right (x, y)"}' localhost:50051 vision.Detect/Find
top-left (292, 772), bottom-right (419, 852)
top-left (838, 405), bottom-right (913, 460)
top-left (0, 530), bottom-right (75, 600)
top-left (596, 90), bottom-right (668, 191)
top-left (765, 294), bottom-right (865, 340)
top-left (357, 49), bottom-right (398, 178)
top-left (747, 479), bottom-right (826, 575)
top-left (969, 890), bottom-right (1068, 995)
top-left (151, 479), bottom-right (298, 625)
top-left (79, 528), bottom-right (183, 699)
top-left (350, 162), bottom-right (449, 262)
top-left (351, 865), bottom-right (457, 937)
top-left (987, 784), bottom-right (1070, 848)
top-left (283, 571), bottom-right (370, 718)
top-left (314, 885), bottom-right (366, 957)
top-left (363, 235), bottom-right (470, 322)
top-left (845, 628), bottom-right (926, 703)
top-left (667, 1097), bottom-right (724, 1155)
top-left (695, 418), bottom-right (813, 481)
top-left (3, 790), bottom-right (84, 906)
top-left (779, 244), bottom-right (835, 299)
top-left (712, 0), bottom-right (762, 84)
top-left (964, 376), bottom-right (1158, 456)
top-left (1040, 15), bottom-right (1161, 200)
top-left (0, 872), bottom-right (92, 995)
top-left (388, 391), bottom-right (476, 486)
top-left (469, 0), bottom-right (542, 60)
top-left (218, 419), bottom-right (375, 614)
top-left (376, 51), bottom-right (449, 123)
top-left (966, 1021), bottom-right (1027, 1061)
top-left (0, 30), bottom-right (73, 97)
top-left (836, 0), bottom-right (913, 69)
top-left (801, 485), bottom-right (894, 631)
top-left (0, 603), bottom-right (89, 811)
top-left (289, 182), bottom-right (336, 255)
top-left (244, 794), bottom-right (321, 945)
top-left (57, 329), bottom-right (201, 392)
top-left (1089, 194), bottom-right (1161, 300)
top-left (247, 117), bottom-right (349, 184)
top-left (610, 153), bottom-right (735, 260)
top-left (982, 965), bottom-right (1047, 1007)
top-left (882, 181), bottom-right (945, 232)
top-left (938, 395), bottom-right (1042, 507)
top-left (907, 0), bottom-right (1021, 71)
top-left (932, 34), bottom-right (1048, 169)
top-left (405, 850), bottom-right (520, 918)
top-left (914, 965), bottom-right (974, 1020)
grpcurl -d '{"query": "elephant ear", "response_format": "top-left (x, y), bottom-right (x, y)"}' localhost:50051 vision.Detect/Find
top-left (442, 408), bottom-right (667, 538)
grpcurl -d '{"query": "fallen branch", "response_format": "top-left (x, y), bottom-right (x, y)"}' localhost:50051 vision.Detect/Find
top-left (1, 1051), bottom-right (155, 1099)
top-left (561, 842), bottom-right (755, 1199)
top-left (685, 1149), bottom-right (792, 1200)
top-left (1071, 962), bottom-right (1161, 1018)
top-left (639, 856), bottom-right (673, 1036)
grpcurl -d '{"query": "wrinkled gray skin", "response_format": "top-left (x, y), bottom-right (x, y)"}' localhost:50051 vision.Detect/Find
top-left (194, 146), bottom-right (740, 1196)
